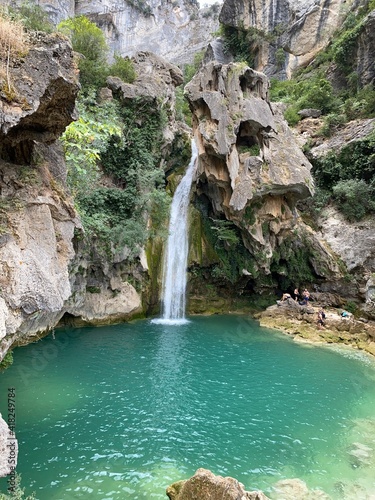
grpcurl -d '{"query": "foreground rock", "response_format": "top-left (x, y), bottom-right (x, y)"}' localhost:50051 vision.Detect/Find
top-left (166, 468), bottom-right (269, 500)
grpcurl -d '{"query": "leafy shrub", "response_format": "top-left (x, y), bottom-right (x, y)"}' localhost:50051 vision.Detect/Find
top-left (332, 21), bottom-right (364, 74)
top-left (332, 179), bottom-right (375, 221)
top-left (270, 236), bottom-right (316, 289)
top-left (270, 73), bottom-right (340, 124)
top-left (57, 15), bottom-right (108, 90)
top-left (108, 53), bottom-right (136, 83)
top-left (318, 112), bottom-right (346, 137)
top-left (344, 85), bottom-right (375, 120)
top-left (311, 131), bottom-right (375, 190)
top-left (9, 2), bottom-right (53, 33)
top-left (0, 473), bottom-right (36, 499)
top-left (0, 350), bottom-right (13, 371)
top-left (61, 91), bottom-right (122, 196)
top-left (69, 94), bottom-right (169, 254)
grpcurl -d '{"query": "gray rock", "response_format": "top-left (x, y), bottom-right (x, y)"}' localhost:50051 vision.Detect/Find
top-left (298, 108), bottom-right (322, 118)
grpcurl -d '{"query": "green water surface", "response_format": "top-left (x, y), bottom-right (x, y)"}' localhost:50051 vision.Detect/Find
top-left (1, 315), bottom-right (375, 499)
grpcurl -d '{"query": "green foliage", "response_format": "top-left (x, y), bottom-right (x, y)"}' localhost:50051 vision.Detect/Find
top-left (343, 85), bottom-right (375, 120)
top-left (108, 53), bottom-right (136, 83)
top-left (332, 179), bottom-right (375, 221)
top-left (0, 350), bottom-right (13, 371)
top-left (318, 112), bottom-right (346, 137)
top-left (270, 73), bottom-right (340, 124)
top-left (219, 23), bottom-right (276, 66)
top-left (312, 131), bottom-right (375, 189)
top-left (283, 106), bottom-right (300, 126)
top-left (200, 214), bottom-right (256, 284)
top-left (57, 16), bottom-right (108, 90)
top-left (8, 1), bottom-right (53, 33)
top-left (345, 300), bottom-right (358, 314)
top-left (210, 218), bottom-right (240, 245)
top-left (61, 91), bottom-right (123, 196)
top-left (175, 87), bottom-right (192, 126)
top-left (309, 130), bottom-right (375, 221)
top-left (183, 50), bottom-right (205, 83)
top-left (125, 0), bottom-right (152, 16)
top-left (68, 94), bottom-right (169, 255)
top-left (275, 47), bottom-right (286, 69)
top-left (332, 21), bottom-right (364, 74)
top-left (238, 144), bottom-right (260, 155)
top-left (219, 24), bottom-right (255, 66)
top-left (270, 237), bottom-right (316, 290)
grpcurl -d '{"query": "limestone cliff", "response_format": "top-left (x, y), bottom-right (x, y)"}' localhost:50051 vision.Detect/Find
top-left (219, 0), bottom-right (366, 78)
top-left (0, 32), bottom-right (144, 362)
top-left (0, 32), bottom-right (79, 359)
top-left (5, 0), bottom-right (220, 66)
top-left (185, 59), bottom-right (340, 289)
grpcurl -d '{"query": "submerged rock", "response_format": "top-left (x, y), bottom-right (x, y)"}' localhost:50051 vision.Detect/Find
top-left (272, 478), bottom-right (331, 499)
top-left (166, 468), bottom-right (270, 499)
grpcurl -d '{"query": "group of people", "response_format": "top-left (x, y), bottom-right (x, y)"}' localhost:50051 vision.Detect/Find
top-left (280, 287), bottom-right (327, 329)
top-left (281, 287), bottom-right (311, 305)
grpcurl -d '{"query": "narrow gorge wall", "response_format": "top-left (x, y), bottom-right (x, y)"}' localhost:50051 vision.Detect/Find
top-left (220, 0), bottom-right (366, 77)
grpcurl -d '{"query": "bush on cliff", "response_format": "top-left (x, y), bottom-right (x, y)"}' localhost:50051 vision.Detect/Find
top-left (8, 2), bottom-right (53, 33)
top-left (58, 15), bottom-right (108, 90)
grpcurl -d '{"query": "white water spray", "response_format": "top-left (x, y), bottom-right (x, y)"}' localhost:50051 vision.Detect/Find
top-left (152, 139), bottom-right (198, 325)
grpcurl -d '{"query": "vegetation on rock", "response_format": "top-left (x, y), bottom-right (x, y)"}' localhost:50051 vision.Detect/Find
top-left (57, 15), bottom-right (135, 92)
top-left (305, 129), bottom-right (375, 222)
top-left (0, 10), bottom-right (29, 100)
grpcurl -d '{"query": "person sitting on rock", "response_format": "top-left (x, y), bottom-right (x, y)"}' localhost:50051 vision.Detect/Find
top-left (317, 308), bottom-right (326, 329)
top-left (281, 293), bottom-right (292, 301)
top-left (301, 289), bottom-right (310, 304)
top-left (341, 310), bottom-right (352, 319)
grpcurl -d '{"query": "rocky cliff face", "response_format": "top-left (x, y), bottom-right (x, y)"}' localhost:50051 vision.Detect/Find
top-left (0, 32), bottom-right (146, 362)
top-left (6, 0), bottom-right (220, 66)
top-left (185, 58), bottom-right (340, 285)
top-left (0, 32), bottom-right (80, 359)
top-left (76, 0), bottom-right (220, 65)
top-left (219, 0), bottom-right (365, 77)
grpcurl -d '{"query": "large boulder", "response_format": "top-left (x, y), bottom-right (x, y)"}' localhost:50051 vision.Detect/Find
top-left (166, 468), bottom-right (270, 500)
top-left (107, 51), bottom-right (183, 147)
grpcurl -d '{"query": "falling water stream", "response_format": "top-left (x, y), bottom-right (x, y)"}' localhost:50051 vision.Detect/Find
top-left (152, 139), bottom-right (198, 324)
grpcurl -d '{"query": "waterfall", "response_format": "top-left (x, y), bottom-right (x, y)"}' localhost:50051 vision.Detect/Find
top-left (152, 139), bottom-right (198, 325)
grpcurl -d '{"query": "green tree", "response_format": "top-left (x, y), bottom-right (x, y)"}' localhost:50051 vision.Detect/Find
top-left (61, 91), bottom-right (123, 196)
top-left (57, 15), bottom-right (108, 90)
